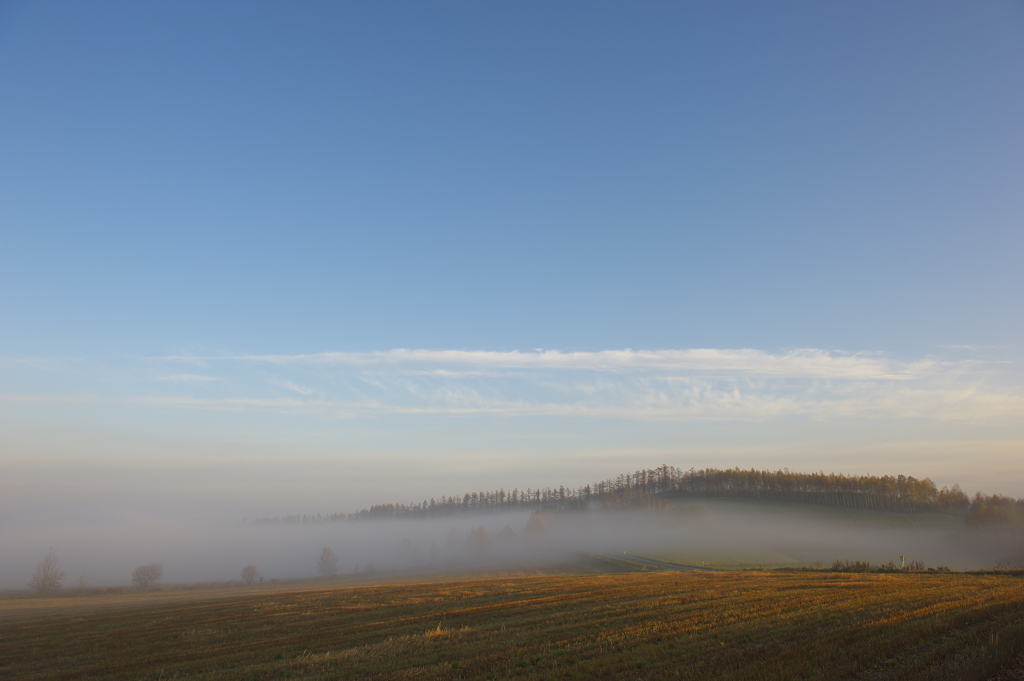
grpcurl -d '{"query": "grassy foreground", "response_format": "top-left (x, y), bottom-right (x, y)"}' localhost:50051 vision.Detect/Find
top-left (2, 572), bottom-right (1024, 680)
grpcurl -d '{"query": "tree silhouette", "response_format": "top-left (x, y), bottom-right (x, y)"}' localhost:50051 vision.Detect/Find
top-left (28, 550), bottom-right (66, 596)
top-left (131, 563), bottom-right (163, 591)
top-left (524, 514), bottom-right (546, 537)
top-left (465, 526), bottom-right (492, 555)
top-left (240, 565), bottom-right (261, 586)
top-left (317, 547), bottom-right (338, 576)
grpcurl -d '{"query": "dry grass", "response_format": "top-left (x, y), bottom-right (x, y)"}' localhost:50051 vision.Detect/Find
top-left (1, 571), bottom-right (1023, 679)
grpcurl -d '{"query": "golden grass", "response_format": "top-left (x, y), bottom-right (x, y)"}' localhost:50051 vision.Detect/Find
top-left (1, 571), bottom-right (1023, 679)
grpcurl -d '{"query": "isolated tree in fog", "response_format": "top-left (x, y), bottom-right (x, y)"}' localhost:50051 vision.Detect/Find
top-left (240, 565), bottom-right (261, 586)
top-left (28, 549), bottom-right (66, 596)
top-left (131, 563), bottom-right (163, 591)
top-left (465, 526), bottom-right (492, 555)
top-left (317, 547), bottom-right (338, 576)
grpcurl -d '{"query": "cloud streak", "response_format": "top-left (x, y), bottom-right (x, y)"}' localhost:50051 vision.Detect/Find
top-left (0, 394), bottom-right (98, 404)
top-left (164, 348), bottom-right (932, 380)
top-left (145, 347), bottom-right (1022, 423)
top-left (271, 379), bottom-right (313, 395)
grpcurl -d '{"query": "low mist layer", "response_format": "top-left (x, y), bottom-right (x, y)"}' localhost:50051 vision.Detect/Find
top-left (4, 498), bottom-right (1022, 590)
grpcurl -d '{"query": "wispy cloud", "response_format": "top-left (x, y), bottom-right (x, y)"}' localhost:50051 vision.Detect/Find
top-left (155, 374), bottom-right (219, 383)
top-left (0, 394), bottom-right (98, 404)
top-left (271, 379), bottom-right (313, 395)
top-left (144, 347), bottom-right (1022, 423)
top-left (0, 356), bottom-right (60, 370)
top-left (175, 348), bottom-right (927, 380)
top-left (137, 396), bottom-right (326, 412)
top-left (155, 356), bottom-right (210, 368)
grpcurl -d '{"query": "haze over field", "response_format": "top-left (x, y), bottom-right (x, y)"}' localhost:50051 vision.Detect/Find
top-left (1, 1), bottom-right (1022, 588)
top-left (3, 500), bottom-right (1019, 590)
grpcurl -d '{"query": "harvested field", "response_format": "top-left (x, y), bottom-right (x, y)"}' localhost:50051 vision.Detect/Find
top-left (2, 571), bottom-right (1023, 680)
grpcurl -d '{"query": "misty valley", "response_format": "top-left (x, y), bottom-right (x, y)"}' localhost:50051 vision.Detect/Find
top-left (5, 467), bottom-right (1024, 680)
top-left (13, 465), bottom-right (1023, 590)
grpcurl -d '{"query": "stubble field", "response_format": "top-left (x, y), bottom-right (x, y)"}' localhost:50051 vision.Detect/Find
top-left (2, 571), bottom-right (1023, 680)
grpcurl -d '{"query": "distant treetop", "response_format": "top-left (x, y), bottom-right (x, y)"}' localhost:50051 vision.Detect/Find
top-left (245, 464), bottom-right (1010, 527)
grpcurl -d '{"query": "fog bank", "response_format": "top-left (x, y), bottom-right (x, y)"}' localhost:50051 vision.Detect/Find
top-left (3, 500), bottom-right (1021, 590)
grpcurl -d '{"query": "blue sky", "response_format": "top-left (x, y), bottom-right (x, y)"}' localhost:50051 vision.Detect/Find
top-left (2, 1), bottom-right (1023, 521)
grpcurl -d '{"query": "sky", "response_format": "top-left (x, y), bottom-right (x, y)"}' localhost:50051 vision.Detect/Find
top-left (2, 0), bottom-right (1023, 530)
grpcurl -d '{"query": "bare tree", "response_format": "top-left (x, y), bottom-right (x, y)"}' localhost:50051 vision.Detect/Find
top-left (240, 565), bottom-right (261, 586)
top-left (28, 550), bottom-right (66, 596)
top-left (131, 563), bottom-right (164, 591)
top-left (317, 547), bottom-right (338, 576)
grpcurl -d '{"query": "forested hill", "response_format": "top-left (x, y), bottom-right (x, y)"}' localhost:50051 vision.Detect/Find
top-left (248, 465), bottom-right (1024, 529)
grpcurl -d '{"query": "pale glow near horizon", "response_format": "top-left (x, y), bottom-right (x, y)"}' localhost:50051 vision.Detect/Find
top-left (2, 345), bottom-right (1021, 523)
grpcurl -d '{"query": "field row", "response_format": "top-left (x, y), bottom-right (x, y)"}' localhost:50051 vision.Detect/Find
top-left (2, 572), bottom-right (1023, 679)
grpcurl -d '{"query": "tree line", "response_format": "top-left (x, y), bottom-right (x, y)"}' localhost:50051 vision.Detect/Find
top-left (967, 493), bottom-right (1024, 529)
top-left (247, 465), bottom-right (1021, 527)
top-left (26, 549), bottom-right (267, 596)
